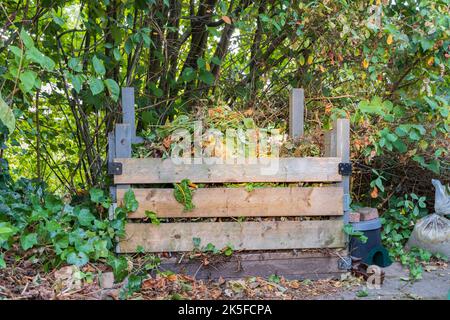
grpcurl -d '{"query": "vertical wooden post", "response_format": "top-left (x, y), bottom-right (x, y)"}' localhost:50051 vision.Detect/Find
top-left (324, 129), bottom-right (336, 157)
top-left (108, 131), bottom-right (117, 204)
top-left (289, 88), bottom-right (304, 140)
top-left (122, 87), bottom-right (143, 144)
top-left (335, 118), bottom-right (351, 224)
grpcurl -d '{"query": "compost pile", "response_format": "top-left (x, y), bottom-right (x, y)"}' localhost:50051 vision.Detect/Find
top-left (132, 106), bottom-right (334, 224)
top-left (134, 105), bottom-right (322, 159)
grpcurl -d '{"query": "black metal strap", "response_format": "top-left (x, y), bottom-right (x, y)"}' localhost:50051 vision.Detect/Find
top-left (108, 162), bottom-right (122, 175)
top-left (339, 162), bottom-right (352, 176)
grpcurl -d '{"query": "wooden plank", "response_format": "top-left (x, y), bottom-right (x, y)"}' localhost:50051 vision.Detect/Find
top-left (115, 124), bottom-right (131, 158)
top-left (118, 186), bottom-right (343, 218)
top-left (115, 124), bottom-right (131, 194)
top-left (156, 250), bottom-right (347, 280)
top-left (324, 129), bottom-right (336, 157)
top-left (113, 157), bottom-right (342, 184)
top-left (108, 131), bottom-right (117, 202)
top-left (121, 87), bottom-right (143, 144)
top-left (289, 88), bottom-right (304, 139)
top-left (119, 220), bottom-right (345, 253)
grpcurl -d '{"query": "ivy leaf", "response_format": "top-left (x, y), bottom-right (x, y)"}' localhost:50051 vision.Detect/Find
top-left (104, 79), bottom-right (120, 101)
top-left (20, 233), bottom-right (38, 250)
top-left (123, 189), bottom-right (139, 213)
top-left (77, 208), bottom-right (95, 226)
top-left (89, 77), bottom-right (105, 95)
top-left (198, 70), bottom-right (214, 86)
top-left (89, 188), bottom-right (104, 203)
top-left (20, 70), bottom-right (37, 93)
top-left (20, 29), bottom-right (34, 48)
top-left (92, 55), bottom-right (106, 76)
top-left (0, 94), bottom-right (15, 134)
top-left (108, 255), bottom-right (129, 282)
top-left (66, 251), bottom-right (89, 267)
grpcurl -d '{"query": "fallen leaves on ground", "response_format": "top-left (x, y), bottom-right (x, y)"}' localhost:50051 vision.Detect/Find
top-left (0, 252), bottom-right (364, 300)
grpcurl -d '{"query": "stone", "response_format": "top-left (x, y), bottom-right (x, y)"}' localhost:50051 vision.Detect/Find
top-left (357, 207), bottom-right (379, 221)
top-left (100, 272), bottom-right (115, 289)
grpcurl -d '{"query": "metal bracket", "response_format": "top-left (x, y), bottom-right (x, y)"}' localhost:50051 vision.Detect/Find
top-left (338, 256), bottom-right (352, 270)
top-left (108, 162), bottom-right (122, 175)
top-left (338, 162), bottom-right (352, 176)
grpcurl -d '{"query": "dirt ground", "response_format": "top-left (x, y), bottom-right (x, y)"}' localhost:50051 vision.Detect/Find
top-left (1, 255), bottom-right (448, 300)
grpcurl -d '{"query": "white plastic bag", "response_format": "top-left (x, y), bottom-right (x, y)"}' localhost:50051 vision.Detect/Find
top-left (432, 179), bottom-right (450, 216)
top-left (406, 180), bottom-right (450, 259)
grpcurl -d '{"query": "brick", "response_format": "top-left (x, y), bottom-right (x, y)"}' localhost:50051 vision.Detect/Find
top-left (349, 211), bottom-right (360, 223)
top-left (357, 207), bottom-right (379, 221)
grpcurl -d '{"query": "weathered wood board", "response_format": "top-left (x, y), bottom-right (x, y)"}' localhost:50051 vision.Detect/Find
top-left (118, 186), bottom-right (343, 218)
top-left (119, 220), bottom-right (345, 253)
top-left (156, 250), bottom-right (347, 280)
top-left (113, 157), bottom-right (342, 184)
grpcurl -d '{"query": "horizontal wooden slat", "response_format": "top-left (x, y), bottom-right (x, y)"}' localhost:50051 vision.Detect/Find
top-left (118, 220), bottom-right (345, 253)
top-left (118, 186), bottom-right (343, 218)
top-left (113, 157), bottom-right (342, 184)
top-left (156, 250), bottom-right (348, 280)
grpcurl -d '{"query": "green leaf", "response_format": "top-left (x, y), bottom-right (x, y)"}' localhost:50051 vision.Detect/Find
top-left (268, 274), bottom-right (281, 283)
top-left (41, 56), bottom-right (56, 71)
top-left (0, 254), bottom-right (5, 269)
top-left (20, 29), bottom-right (34, 48)
top-left (108, 255), bottom-right (129, 282)
top-left (20, 70), bottom-right (37, 93)
top-left (89, 77), bottom-right (105, 95)
top-left (20, 233), bottom-right (38, 250)
top-left (92, 56), bottom-right (106, 76)
top-left (192, 237), bottom-right (201, 248)
top-left (68, 57), bottom-right (82, 72)
top-left (26, 47), bottom-right (55, 70)
top-left (211, 56), bottom-right (221, 65)
top-left (67, 251), bottom-right (89, 267)
top-left (173, 179), bottom-right (195, 211)
top-left (144, 211), bottom-right (160, 225)
top-left (243, 118), bottom-right (255, 129)
top-left (69, 73), bottom-right (83, 93)
top-left (89, 188), bottom-right (104, 203)
top-left (356, 289), bottom-right (368, 298)
top-left (77, 208), bottom-right (95, 226)
top-left (198, 70), bottom-right (214, 85)
top-left (420, 38), bottom-right (434, 52)
top-left (123, 189), bottom-right (139, 213)
top-left (104, 79), bottom-right (120, 101)
top-left (196, 57), bottom-right (206, 69)
top-left (393, 139), bottom-right (407, 153)
top-left (113, 48), bottom-right (121, 61)
top-left (9, 46), bottom-right (22, 57)
top-left (0, 94), bottom-right (16, 134)
top-left (181, 67), bottom-right (196, 82)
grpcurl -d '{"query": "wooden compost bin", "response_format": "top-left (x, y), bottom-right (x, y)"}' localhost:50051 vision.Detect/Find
top-left (108, 87), bottom-right (351, 280)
